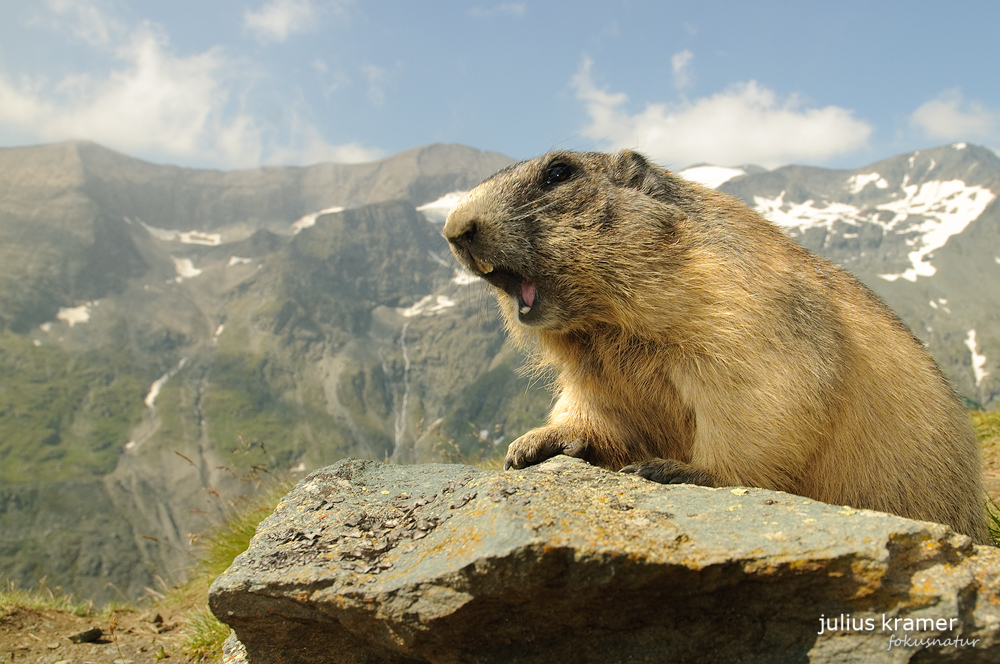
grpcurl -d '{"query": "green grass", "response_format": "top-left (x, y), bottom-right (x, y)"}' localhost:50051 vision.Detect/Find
top-left (165, 476), bottom-right (294, 661)
top-left (201, 351), bottom-right (299, 455)
top-left (972, 410), bottom-right (1000, 546)
top-left (198, 346), bottom-right (351, 472)
top-left (973, 410), bottom-right (1000, 443)
top-left (193, 481), bottom-right (293, 580)
top-left (0, 578), bottom-right (131, 619)
top-left (183, 607), bottom-right (234, 660)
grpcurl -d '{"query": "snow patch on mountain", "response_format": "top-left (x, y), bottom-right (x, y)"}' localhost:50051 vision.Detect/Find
top-left (179, 230), bottom-right (222, 246)
top-left (754, 179), bottom-right (996, 283)
top-left (228, 256), bottom-right (254, 266)
top-left (426, 250), bottom-right (452, 269)
top-left (144, 357), bottom-right (188, 409)
top-left (452, 269), bottom-right (479, 286)
top-left (753, 193), bottom-right (869, 232)
top-left (966, 330), bottom-right (989, 387)
top-left (400, 294), bottom-right (456, 317)
top-left (417, 191), bottom-right (467, 224)
top-left (929, 298), bottom-right (951, 313)
top-left (139, 220), bottom-right (222, 245)
top-left (679, 166), bottom-right (746, 189)
top-left (292, 206), bottom-right (345, 234)
top-left (56, 302), bottom-right (96, 327)
top-left (172, 257), bottom-right (202, 281)
top-left (141, 222), bottom-right (177, 241)
top-left (876, 180), bottom-right (995, 281)
top-left (846, 173), bottom-right (889, 194)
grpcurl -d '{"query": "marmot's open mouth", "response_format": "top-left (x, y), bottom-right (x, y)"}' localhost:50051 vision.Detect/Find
top-left (474, 264), bottom-right (541, 321)
top-left (519, 282), bottom-right (537, 315)
top-left (510, 278), bottom-right (541, 323)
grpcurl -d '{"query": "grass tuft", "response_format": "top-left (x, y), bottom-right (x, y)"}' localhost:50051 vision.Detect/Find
top-left (184, 606), bottom-right (237, 661)
top-left (971, 410), bottom-right (1000, 546)
top-left (0, 578), bottom-right (126, 619)
top-left (973, 409), bottom-right (1000, 445)
top-left (167, 476), bottom-right (294, 660)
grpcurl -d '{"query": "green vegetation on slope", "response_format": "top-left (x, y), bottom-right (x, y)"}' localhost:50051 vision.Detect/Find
top-left (202, 350), bottom-right (302, 458)
top-left (0, 331), bottom-right (146, 483)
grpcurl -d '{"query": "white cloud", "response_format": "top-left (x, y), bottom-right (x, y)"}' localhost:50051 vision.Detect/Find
top-left (671, 49), bottom-right (693, 91)
top-left (364, 64), bottom-right (389, 107)
top-left (0, 5), bottom-right (379, 168)
top-left (312, 58), bottom-right (352, 98)
top-left (42, 0), bottom-right (120, 46)
top-left (265, 119), bottom-right (383, 166)
top-left (0, 24), bottom-right (241, 159)
top-left (910, 89), bottom-right (998, 141)
top-left (468, 3), bottom-right (526, 18)
top-left (572, 57), bottom-right (872, 169)
top-left (361, 62), bottom-right (403, 108)
top-left (244, 0), bottom-right (319, 43)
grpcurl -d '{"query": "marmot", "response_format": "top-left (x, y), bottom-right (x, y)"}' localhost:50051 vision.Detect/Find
top-left (443, 149), bottom-right (988, 543)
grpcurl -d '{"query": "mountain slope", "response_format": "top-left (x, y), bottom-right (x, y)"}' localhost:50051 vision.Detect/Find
top-left (0, 141), bottom-right (541, 602)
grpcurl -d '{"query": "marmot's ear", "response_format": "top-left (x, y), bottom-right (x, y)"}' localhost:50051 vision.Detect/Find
top-left (610, 150), bottom-right (672, 200)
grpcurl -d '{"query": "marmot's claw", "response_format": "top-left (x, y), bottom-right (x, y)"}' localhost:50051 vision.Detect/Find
top-left (504, 428), bottom-right (589, 470)
top-left (503, 444), bottom-right (539, 470)
top-left (619, 458), bottom-right (714, 487)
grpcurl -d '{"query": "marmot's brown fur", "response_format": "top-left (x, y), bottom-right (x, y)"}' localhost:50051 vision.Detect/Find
top-left (443, 149), bottom-right (988, 543)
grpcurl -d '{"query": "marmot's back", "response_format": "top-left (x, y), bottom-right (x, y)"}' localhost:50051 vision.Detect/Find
top-left (443, 149), bottom-right (988, 544)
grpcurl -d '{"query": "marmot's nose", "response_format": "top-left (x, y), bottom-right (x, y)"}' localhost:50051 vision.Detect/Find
top-left (444, 217), bottom-right (478, 249)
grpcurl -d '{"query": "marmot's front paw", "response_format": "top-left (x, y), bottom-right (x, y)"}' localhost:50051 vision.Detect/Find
top-left (619, 458), bottom-right (715, 486)
top-left (503, 427), bottom-right (590, 470)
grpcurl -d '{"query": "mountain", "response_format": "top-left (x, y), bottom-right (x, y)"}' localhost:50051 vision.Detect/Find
top-left (0, 141), bottom-right (548, 602)
top-left (1, 140), bottom-right (997, 602)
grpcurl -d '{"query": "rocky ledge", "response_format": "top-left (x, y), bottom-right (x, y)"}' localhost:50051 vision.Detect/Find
top-left (209, 457), bottom-right (1000, 663)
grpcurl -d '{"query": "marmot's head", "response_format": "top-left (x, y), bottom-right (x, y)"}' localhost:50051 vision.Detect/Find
top-left (443, 149), bottom-right (692, 337)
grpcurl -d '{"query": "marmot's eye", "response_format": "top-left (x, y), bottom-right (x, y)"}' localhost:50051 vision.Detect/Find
top-left (543, 162), bottom-right (573, 186)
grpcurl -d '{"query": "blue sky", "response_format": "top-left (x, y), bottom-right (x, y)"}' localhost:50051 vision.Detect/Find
top-left (1, 0), bottom-right (998, 171)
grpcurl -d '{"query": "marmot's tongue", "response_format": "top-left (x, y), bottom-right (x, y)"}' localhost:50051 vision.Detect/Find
top-left (520, 281), bottom-right (537, 314)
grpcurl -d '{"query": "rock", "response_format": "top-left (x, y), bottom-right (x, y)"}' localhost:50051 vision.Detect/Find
top-left (67, 627), bottom-right (103, 643)
top-left (209, 457), bottom-right (1000, 663)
